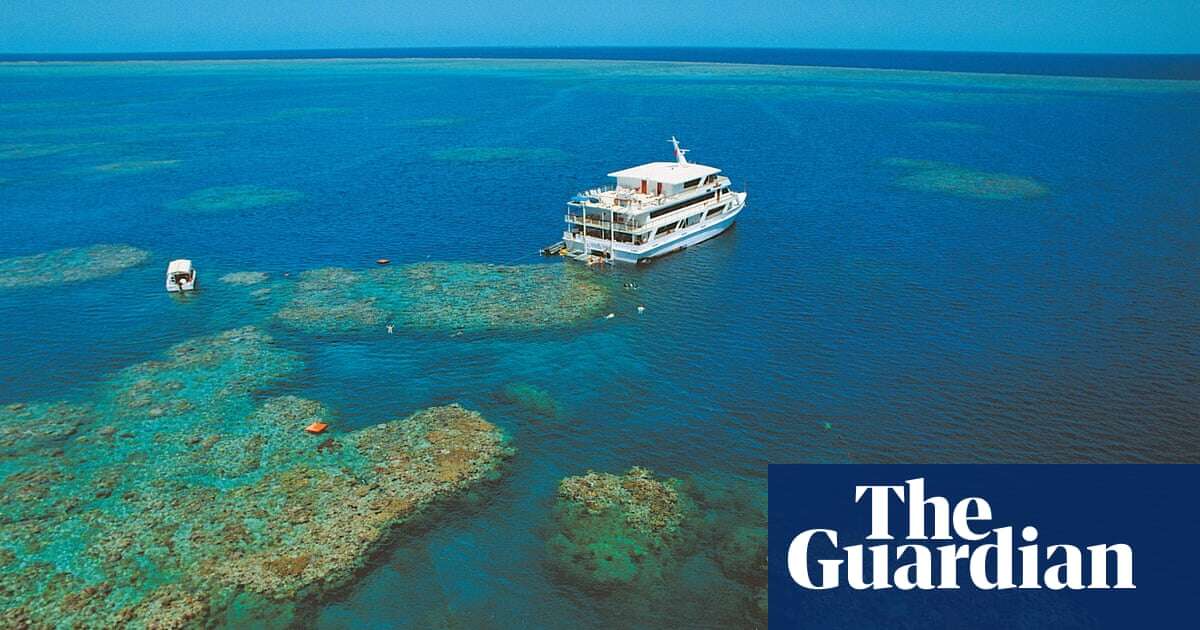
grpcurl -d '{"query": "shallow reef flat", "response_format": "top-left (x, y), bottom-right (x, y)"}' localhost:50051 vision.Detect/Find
top-left (272, 261), bottom-right (610, 335)
top-left (885, 158), bottom-right (1049, 200)
top-left (166, 185), bottom-right (304, 214)
top-left (0, 244), bottom-right (150, 289)
top-left (0, 327), bottom-right (512, 628)
top-left (547, 468), bottom-right (766, 626)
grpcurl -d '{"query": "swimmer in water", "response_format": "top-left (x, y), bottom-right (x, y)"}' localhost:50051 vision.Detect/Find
top-left (386, 324), bottom-right (394, 334)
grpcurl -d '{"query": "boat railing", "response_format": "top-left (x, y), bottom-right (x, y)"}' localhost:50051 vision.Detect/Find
top-left (565, 214), bottom-right (646, 229)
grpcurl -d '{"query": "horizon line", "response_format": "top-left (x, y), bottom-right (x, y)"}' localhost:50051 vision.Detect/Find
top-left (3, 45), bottom-right (1199, 58)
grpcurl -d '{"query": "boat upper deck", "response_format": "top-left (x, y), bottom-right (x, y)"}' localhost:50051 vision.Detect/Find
top-left (570, 174), bottom-right (730, 214)
top-left (567, 137), bottom-right (732, 220)
top-left (607, 161), bottom-right (720, 185)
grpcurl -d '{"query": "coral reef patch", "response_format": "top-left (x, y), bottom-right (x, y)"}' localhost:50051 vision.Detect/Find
top-left (906, 121), bottom-right (986, 132)
top-left (0, 327), bottom-right (512, 627)
top-left (219, 271), bottom-right (269, 286)
top-left (547, 467), bottom-right (696, 590)
top-left (885, 158), bottom-right (1049, 200)
top-left (495, 382), bottom-right (559, 418)
top-left (0, 244), bottom-right (150, 289)
top-left (166, 185), bottom-right (304, 213)
top-left (431, 147), bottom-right (569, 163)
top-left (272, 262), bottom-right (610, 334)
top-left (390, 117), bottom-right (465, 128)
top-left (0, 142), bottom-right (93, 160)
top-left (91, 159), bottom-right (181, 174)
top-left (547, 468), bottom-right (766, 626)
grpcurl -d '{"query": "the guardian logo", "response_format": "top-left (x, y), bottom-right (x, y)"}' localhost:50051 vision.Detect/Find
top-left (788, 478), bottom-right (1135, 591)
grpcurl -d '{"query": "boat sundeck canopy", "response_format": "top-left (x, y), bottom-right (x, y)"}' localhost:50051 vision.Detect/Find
top-left (607, 162), bottom-right (720, 185)
top-left (168, 259), bottom-right (193, 275)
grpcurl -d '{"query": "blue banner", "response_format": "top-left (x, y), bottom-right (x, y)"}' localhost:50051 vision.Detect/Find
top-left (768, 465), bottom-right (1199, 628)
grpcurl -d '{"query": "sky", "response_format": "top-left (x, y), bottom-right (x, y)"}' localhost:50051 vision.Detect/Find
top-left (1, 1), bottom-right (1197, 54)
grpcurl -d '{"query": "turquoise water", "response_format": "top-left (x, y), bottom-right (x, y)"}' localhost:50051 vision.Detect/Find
top-left (1, 58), bottom-right (1198, 627)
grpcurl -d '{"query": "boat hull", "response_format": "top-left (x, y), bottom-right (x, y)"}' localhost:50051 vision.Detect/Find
top-left (621, 210), bottom-right (739, 263)
top-left (618, 192), bottom-right (745, 263)
top-left (166, 274), bottom-right (197, 292)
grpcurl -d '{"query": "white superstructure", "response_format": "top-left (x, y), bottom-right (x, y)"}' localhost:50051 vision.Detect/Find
top-left (165, 259), bottom-right (196, 292)
top-left (561, 137), bottom-right (746, 264)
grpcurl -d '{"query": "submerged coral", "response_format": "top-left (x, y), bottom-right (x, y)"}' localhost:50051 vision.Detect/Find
top-left (390, 117), bottom-right (465, 128)
top-left (0, 142), bottom-right (91, 160)
top-left (495, 382), bottom-right (559, 417)
top-left (0, 327), bottom-right (511, 627)
top-left (906, 121), bottom-right (986, 132)
top-left (547, 467), bottom-right (695, 589)
top-left (219, 271), bottom-right (269, 286)
top-left (431, 147), bottom-right (569, 163)
top-left (271, 106), bottom-right (353, 119)
top-left (0, 401), bottom-right (92, 458)
top-left (546, 469), bottom-right (767, 626)
top-left (167, 185), bottom-right (304, 213)
top-left (686, 476), bottom-right (767, 585)
top-left (885, 158), bottom-right (1049, 200)
top-left (91, 159), bottom-right (181, 174)
top-left (0, 244), bottom-right (150, 289)
top-left (273, 262), bottom-right (610, 334)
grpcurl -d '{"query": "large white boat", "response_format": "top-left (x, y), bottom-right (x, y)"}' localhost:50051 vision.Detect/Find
top-left (556, 137), bottom-right (746, 264)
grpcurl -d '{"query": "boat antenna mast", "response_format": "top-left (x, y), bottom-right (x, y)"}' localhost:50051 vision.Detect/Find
top-left (670, 136), bottom-right (689, 165)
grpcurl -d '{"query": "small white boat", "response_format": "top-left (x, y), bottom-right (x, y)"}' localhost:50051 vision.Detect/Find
top-left (166, 259), bottom-right (197, 292)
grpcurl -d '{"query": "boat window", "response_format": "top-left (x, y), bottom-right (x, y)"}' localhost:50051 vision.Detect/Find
top-left (649, 191), bottom-right (716, 219)
top-left (583, 226), bottom-right (635, 242)
top-left (706, 205), bottom-right (725, 217)
top-left (683, 178), bottom-right (700, 189)
top-left (655, 222), bottom-right (678, 235)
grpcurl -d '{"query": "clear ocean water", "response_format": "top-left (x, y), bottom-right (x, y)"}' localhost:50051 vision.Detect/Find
top-left (1, 54), bottom-right (1198, 627)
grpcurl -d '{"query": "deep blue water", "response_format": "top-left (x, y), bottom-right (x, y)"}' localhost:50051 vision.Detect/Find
top-left (0, 57), bottom-right (1198, 627)
top-left (3, 47), bottom-right (1198, 80)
